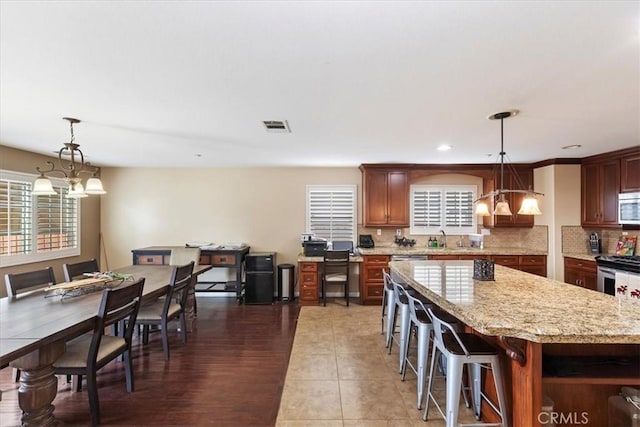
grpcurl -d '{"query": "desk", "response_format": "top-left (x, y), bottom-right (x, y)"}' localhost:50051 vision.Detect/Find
top-left (0, 264), bottom-right (210, 426)
top-left (390, 260), bottom-right (640, 427)
top-left (297, 255), bottom-right (363, 305)
top-left (132, 245), bottom-right (250, 301)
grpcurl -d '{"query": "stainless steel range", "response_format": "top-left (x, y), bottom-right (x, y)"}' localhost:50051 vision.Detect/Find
top-left (595, 255), bottom-right (640, 295)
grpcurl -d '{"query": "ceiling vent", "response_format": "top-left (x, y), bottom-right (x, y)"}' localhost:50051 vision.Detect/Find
top-left (263, 120), bottom-right (291, 133)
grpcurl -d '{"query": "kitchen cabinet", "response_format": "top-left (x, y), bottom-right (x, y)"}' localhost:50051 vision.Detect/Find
top-left (359, 255), bottom-right (390, 305)
top-left (482, 166), bottom-right (535, 228)
top-left (581, 159), bottom-right (620, 228)
top-left (621, 151), bottom-right (640, 192)
top-left (564, 257), bottom-right (597, 291)
top-left (361, 166), bottom-right (409, 227)
top-left (298, 262), bottom-right (319, 305)
top-left (518, 255), bottom-right (547, 277)
top-left (429, 253), bottom-right (546, 276)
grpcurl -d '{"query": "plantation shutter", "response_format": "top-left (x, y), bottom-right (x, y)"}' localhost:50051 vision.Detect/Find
top-left (410, 185), bottom-right (477, 234)
top-left (444, 189), bottom-right (474, 227)
top-left (412, 189), bottom-right (442, 228)
top-left (36, 185), bottom-right (78, 252)
top-left (0, 178), bottom-right (33, 256)
top-left (306, 185), bottom-right (356, 241)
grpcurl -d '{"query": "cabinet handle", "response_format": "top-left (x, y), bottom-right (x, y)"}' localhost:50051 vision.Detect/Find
top-left (147, 257), bottom-right (153, 263)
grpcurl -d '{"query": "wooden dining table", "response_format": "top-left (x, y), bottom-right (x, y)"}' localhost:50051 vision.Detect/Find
top-left (0, 264), bottom-right (211, 427)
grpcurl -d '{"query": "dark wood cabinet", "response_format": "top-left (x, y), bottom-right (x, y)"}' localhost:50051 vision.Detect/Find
top-left (564, 257), bottom-right (597, 291)
top-left (361, 166), bottom-right (409, 227)
top-left (482, 166), bottom-right (535, 228)
top-left (359, 255), bottom-right (390, 305)
top-left (430, 254), bottom-right (546, 276)
top-left (621, 151), bottom-right (640, 192)
top-left (298, 262), bottom-right (319, 305)
top-left (581, 159), bottom-right (620, 227)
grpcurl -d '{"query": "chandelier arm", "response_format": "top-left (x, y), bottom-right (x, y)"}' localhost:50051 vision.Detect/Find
top-left (36, 160), bottom-right (68, 178)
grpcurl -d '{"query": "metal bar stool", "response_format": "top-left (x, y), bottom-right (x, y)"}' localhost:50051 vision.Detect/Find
top-left (424, 308), bottom-right (508, 427)
top-left (401, 292), bottom-right (433, 409)
top-left (387, 278), bottom-right (412, 373)
top-left (381, 271), bottom-right (395, 344)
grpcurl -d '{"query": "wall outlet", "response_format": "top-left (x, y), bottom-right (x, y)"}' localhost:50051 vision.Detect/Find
top-left (622, 231), bottom-right (629, 235)
top-left (481, 229), bottom-right (491, 235)
top-left (376, 229), bottom-right (382, 236)
top-left (396, 229), bottom-right (402, 237)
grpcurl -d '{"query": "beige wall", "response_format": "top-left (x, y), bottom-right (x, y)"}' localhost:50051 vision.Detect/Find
top-left (100, 167), bottom-right (362, 274)
top-left (534, 164), bottom-right (581, 280)
top-left (0, 146), bottom-right (101, 297)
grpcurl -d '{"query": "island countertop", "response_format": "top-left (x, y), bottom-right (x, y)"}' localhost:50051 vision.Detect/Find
top-left (390, 260), bottom-right (640, 344)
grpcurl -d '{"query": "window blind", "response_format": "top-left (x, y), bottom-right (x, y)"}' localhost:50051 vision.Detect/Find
top-left (0, 179), bottom-right (33, 256)
top-left (410, 185), bottom-right (477, 235)
top-left (306, 185), bottom-right (356, 242)
top-left (0, 170), bottom-right (80, 266)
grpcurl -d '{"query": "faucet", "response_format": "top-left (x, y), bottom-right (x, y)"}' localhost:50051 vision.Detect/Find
top-left (439, 229), bottom-right (447, 248)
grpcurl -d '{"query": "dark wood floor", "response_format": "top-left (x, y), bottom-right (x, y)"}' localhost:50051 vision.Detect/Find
top-left (0, 298), bottom-right (300, 426)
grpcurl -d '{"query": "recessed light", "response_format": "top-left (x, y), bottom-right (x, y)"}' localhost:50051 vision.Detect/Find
top-left (562, 144), bottom-right (582, 150)
top-left (437, 144), bottom-right (452, 151)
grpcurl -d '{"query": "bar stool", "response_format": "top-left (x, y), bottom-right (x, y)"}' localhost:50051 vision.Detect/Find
top-left (381, 271), bottom-right (395, 344)
top-left (401, 293), bottom-right (433, 409)
top-left (424, 308), bottom-right (508, 427)
top-left (387, 278), bottom-right (412, 373)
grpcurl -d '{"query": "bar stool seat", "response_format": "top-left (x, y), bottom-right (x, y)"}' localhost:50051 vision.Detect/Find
top-left (424, 307), bottom-right (508, 427)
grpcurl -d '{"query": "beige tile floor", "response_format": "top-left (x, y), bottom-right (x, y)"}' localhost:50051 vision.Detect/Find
top-left (276, 300), bottom-right (477, 426)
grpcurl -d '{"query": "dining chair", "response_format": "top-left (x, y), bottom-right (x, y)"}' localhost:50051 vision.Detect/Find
top-left (53, 278), bottom-right (145, 426)
top-left (4, 266), bottom-right (56, 297)
top-left (169, 247), bottom-right (201, 314)
top-left (136, 262), bottom-right (194, 360)
top-left (4, 267), bottom-right (57, 381)
top-left (63, 258), bottom-right (100, 282)
top-left (321, 249), bottom-right (350, 306)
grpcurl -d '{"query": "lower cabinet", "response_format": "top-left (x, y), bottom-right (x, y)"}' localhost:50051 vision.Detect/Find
top-left (564, 257), bottom-right (597, 291)
top-left (298, 262), bottom-right (319, 305)
top-left (432, 254), bottom-right (547, 277)
top-left (360, 255), bottom-right (390, 305)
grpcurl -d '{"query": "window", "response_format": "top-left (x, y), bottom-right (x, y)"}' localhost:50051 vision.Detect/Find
top-left (410, 185), bottom-right (477, 235)
top-left (306, 185), bottom-right (356, 242)
top-left (0, 170), bottom-right (80, 267)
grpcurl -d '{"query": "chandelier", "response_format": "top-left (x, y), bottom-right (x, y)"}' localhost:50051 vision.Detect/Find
top-left (32, 117), bottom-right (106, 198)
top-left (474, 110), bottom-right (543, 216)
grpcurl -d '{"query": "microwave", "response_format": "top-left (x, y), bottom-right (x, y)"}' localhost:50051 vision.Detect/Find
top-left (619, 192), bottom-right (640, 225)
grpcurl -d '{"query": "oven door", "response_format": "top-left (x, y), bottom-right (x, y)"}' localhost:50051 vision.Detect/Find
top-left (597, 266), bottom-right (617, 296)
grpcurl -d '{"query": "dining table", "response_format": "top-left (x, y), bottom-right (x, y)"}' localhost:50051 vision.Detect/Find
top-left (0, 263), bottom-right (211, 427)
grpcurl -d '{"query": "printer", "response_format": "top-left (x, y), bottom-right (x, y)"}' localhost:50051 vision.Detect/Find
top-left (303, 241), bottom-right (327, 256)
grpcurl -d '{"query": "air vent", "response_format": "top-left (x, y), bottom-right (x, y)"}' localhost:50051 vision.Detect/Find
top-left (263, 120), bottom-right (291, 133)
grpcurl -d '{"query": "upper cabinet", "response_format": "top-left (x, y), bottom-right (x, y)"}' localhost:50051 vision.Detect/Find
top-left (581, 158), bottom-right (620, 228)
top-left (482, 166), bottom-right (535, 228)
top-left (621, 151), bottom-right (640, 192)
top-left (361, 165), bottom-right (409, 227)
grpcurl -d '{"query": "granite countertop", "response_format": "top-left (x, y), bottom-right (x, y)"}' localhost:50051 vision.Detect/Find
top-left (358, 246), bottom-right (547, 256)
top-left (563, 253), bottom-right (608, 262)
top-left (390, 260), bottom-right (640, 344)
top-left (298, 255), bottom-right (363, 262)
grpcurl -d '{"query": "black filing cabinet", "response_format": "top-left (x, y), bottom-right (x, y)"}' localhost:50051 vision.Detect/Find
top-left (244, 252), bottom-right (276, 304)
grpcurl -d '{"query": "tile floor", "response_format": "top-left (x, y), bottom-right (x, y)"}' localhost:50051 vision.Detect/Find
top-left (275, 300), bottom-right (477, 426)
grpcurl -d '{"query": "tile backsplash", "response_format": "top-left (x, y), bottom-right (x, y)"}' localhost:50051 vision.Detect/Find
top-left (562, 226), bottom-right (638, 255)
top-left (357, 225), bottom-right (548, 252)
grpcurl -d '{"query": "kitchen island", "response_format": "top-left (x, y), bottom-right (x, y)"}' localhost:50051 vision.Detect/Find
top-left (390, 259), bottom-right (640, 427)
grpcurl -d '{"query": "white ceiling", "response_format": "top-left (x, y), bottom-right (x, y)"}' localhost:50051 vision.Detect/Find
top-left (1, 1), bottom-right (638, 168)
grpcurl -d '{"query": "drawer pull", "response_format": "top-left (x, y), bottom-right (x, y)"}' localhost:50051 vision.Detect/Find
top-left (146, 257), bottom-right (153, 262)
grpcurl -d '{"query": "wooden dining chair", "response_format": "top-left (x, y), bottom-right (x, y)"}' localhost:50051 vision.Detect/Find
top-left (169, 247), bottom-right (201, 314)
top-left (53, 278), bottom-right (145, 426)
top-left (63, 258), bottom-right (99, 282)
top-left (321, 250), bottom-right (350, 306)
top-left (4, 267), bottom-right (57, 381)
top-left (4, 266), bottom-right (56, 297)
top-left (136, 262), bottom-right (194, 360)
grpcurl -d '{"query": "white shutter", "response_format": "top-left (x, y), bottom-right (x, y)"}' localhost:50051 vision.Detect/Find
top-left (0, 178), bottom-right (33, 256)
top-left (0, 170), bottom-right (80, 266)
top-left (306, 185), bottom-right (356, 242)
top-left (36, 184), bottom-right (79, 252)
top-left (410, 185), bottom-right (477, 235)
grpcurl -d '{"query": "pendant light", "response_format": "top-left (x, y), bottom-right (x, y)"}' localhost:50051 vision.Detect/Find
top-left (474, 110), bottom-right (543, 216)
top-left (32, 117), bottom-right (106, 198)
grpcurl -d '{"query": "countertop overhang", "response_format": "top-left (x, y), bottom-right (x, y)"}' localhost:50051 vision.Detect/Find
top-left (390, 260), bottom-right (640, 344)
